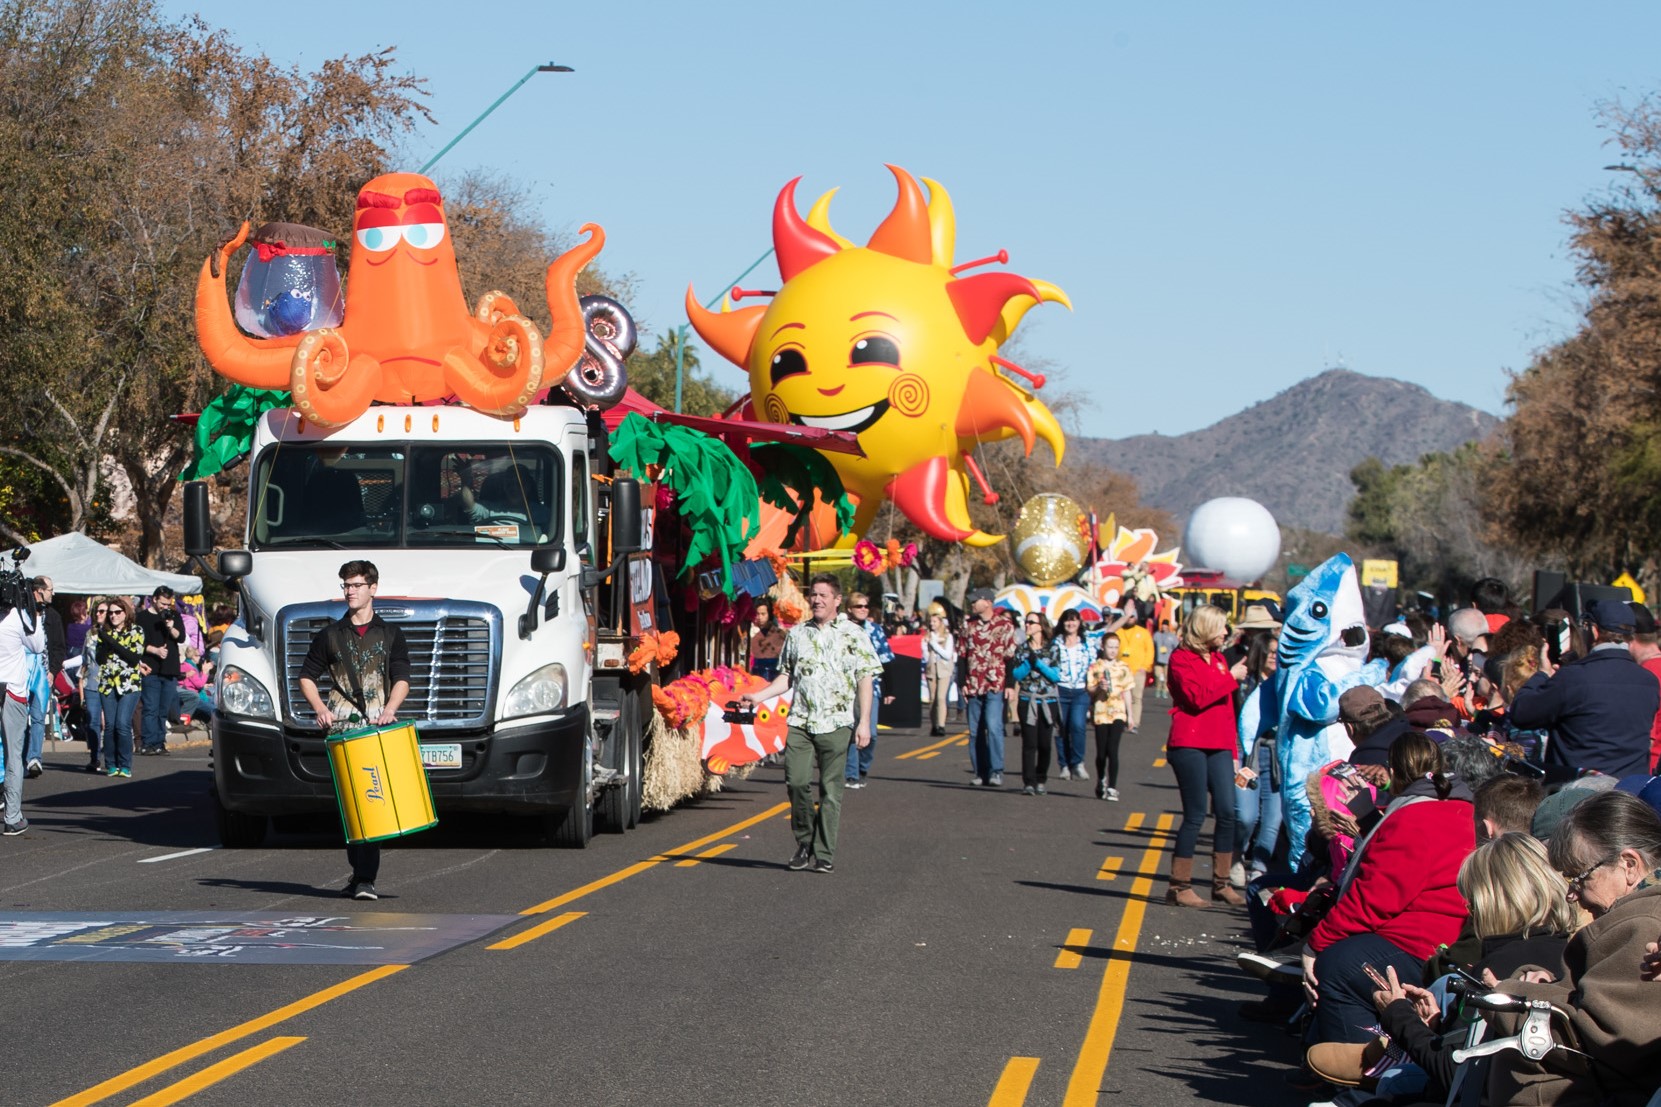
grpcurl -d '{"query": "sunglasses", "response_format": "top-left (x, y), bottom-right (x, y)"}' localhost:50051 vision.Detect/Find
top-left (95, 608), bottom-right (108, 615)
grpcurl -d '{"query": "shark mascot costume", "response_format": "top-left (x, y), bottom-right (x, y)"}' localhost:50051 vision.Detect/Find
top-left (1238, 553), bottom-right (1387, 871)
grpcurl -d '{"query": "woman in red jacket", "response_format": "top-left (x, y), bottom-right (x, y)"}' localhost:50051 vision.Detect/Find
top-left (1300, 730), bottom-right (1474, 1046)
top-left (1166, 605), bottom-right (1246, 907)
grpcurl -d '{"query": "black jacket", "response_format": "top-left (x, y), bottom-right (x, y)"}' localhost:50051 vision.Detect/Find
top-left (1510, 645), bottom-right (1657, 778)
top-left (136, 608), bottom-right (185, 678)
top-left (42, 607), bottom-right (64, 676)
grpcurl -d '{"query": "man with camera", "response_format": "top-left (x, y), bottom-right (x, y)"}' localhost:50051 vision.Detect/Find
top-left (23, 576), bottom-right (64, 778)
top-left (0, 580), bottom-right (47, 835)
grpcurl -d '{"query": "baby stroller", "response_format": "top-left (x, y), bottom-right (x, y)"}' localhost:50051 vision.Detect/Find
top-left (52, 669), bottom-right (93, 746)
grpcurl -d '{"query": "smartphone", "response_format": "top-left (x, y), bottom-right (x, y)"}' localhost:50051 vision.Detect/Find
top-left (1361, 962), bottom-right (1391, 990)
top-left (1453, 963), bottom-right (1487, 989)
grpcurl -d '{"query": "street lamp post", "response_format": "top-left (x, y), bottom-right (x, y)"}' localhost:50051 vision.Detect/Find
top-left (674, 247), bottom-right (775, 412)
top-left (419, 63), bottom-right (573, 175)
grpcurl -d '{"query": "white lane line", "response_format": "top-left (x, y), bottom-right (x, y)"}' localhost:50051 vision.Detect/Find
top-left (138, 847), bottom-right (220, 864)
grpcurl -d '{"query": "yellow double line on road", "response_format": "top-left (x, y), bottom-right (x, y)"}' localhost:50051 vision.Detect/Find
top-left (52, 801), bottom-right (791, 1107)
top-left (894, 731), bottom-right (967, 761)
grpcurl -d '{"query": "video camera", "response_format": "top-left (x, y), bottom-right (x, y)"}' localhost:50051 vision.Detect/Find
top-left (0, 546), bottom-right (36, 624)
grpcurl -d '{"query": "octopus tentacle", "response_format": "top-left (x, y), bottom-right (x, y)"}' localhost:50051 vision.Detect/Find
top-left (443, 313), bottom-right (546, 416)
top-left (290, 330), bottom-right (381, 428)
top-left (475, 290), bottom-right (521, 324)
top-left (542, 224), bottom-right (606, 388)
top-left (195, 221), bottom-right (302, 390)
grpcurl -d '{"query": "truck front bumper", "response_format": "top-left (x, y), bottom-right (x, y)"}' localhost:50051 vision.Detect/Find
top-left (211, 706), bottom-right (590, 818)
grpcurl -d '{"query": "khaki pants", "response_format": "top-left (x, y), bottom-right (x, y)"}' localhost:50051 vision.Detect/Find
top-left (1128, 672), bottom-right (1147, 729)
top-left (784, 724), bottom-right (850, 863)
top-left (925, 659), bottom-right (952, 729)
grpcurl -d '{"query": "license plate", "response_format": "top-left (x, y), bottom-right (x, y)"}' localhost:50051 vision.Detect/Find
top-left (420, 742), bottom-right (462, 770)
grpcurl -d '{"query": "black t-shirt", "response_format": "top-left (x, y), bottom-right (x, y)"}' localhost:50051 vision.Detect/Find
top-left (136, 608), bottom-right (184, 677)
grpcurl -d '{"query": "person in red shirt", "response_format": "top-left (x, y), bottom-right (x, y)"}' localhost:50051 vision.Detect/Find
top-left (1627, 602), bottom-right (1661, 774)
top-left (1165, 605), bottom-right (1246, 907)
top-left (1299, 731), bottom-right (1475, 1047)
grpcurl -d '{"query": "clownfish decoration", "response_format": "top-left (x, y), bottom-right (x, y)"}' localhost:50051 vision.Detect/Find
top-left (687, 166), bottom-right (1069, 547)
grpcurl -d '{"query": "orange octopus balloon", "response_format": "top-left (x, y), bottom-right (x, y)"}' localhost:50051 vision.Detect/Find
top-left (687, 165), bottom-right (1069, 547)
top-left (195, 172), bottom-right (605, 427)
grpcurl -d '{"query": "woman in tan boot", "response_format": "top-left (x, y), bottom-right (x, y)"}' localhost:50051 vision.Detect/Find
top-left (1164, 606), bottom-right (1244, 907)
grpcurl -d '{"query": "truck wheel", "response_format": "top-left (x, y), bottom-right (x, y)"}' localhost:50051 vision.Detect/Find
top-left (548, 739), bottom-right (594, 848)
top-left (596, 690), bottom-right (643, 835)
top-left (216, 800), bottom-right (269, 848)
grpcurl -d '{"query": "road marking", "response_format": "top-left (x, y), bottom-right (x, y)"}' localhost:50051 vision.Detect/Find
top-left (1063, 812), bottom-right (1175, 1106)
top-left (1152, 757), bottom-right (1167, 768)
top-left (916, 751), bottom-right (941, 760)
top-left (1054, 929), bottom-right (1092, 970)
top-left (137, 847), bottom-right (219, 864)
top-left (488, 911), bottom-right (586, 951)
top-left (675, 843), bottom-right (737, 868)
top-left (50, 966), bottom-right (403, 1107)
top-left (126, 1036), bottom-right (304, 1107)
top-left (1123, 812), bottom-right (1144, 832)
top-left (520, 800), bottom-right (791, 916)
top-left (989, 1057), bottom-right (1040, 1106)
top-left (1094, 857), bottom-right (1123, 882)
top-left (895, 731), bottom-right (967, 760)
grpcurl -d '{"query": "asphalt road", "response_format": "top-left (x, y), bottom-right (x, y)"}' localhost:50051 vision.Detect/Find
top-left (1, 706), bottom-right (1304, 1107)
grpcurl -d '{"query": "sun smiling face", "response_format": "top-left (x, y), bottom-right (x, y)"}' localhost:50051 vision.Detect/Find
top-left (750, 248), bottom-right (966, 490)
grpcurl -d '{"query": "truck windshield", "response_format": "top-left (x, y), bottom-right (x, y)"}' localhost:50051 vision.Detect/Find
top-left (250, 443), bottom-right (563, 550)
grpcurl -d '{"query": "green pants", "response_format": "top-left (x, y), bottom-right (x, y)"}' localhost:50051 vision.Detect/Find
top-left (784, 724), bottom-right (850, 862)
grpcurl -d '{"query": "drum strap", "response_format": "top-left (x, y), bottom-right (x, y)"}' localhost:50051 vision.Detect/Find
top-left (328, 623), bottom-right (370, 718)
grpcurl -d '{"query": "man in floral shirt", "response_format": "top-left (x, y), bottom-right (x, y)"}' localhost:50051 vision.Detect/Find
top-left (742, 574), bottom-right (879, 874)
top-left (963, 588), bottom-right (1018, 786)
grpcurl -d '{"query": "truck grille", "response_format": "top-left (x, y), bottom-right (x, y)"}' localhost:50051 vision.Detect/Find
top-left (278, 601), bottom-right (501, 730)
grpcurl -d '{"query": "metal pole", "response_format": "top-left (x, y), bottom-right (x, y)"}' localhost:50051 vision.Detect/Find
top-left (419, 63), bottom-right (572, 175)
top-left (675, 247), bottom-right (776, 413)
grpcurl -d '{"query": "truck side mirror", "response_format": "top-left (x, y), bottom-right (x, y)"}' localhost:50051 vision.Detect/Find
top-left (611, 477), bottom-right (644, 555)
top-left (219, 550), bottom-right (253, 580)
top-left (183, 481), bottom-right (213, 557)
top-left (531, 545), bottom-right (566, 574)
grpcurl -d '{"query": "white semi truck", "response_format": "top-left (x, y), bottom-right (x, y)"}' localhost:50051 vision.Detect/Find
top-left (182, 401), bottom-right (656, 848)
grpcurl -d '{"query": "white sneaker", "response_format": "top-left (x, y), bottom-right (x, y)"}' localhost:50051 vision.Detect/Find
top-left (1105, 787), bottom-right (1120, 802)
top-left (1073, 764), bottom-right (1090, 781)
top-left (971, 777), bottom-right (985, 787)
top-left (1058, 766), bottom-right (1072, 781)
top-left (1229, 860), bottom-right (1247, 888)
top-left (989, 773), bottom-right (1004, 786)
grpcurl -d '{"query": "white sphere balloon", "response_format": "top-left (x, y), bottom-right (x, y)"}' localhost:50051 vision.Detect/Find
top-left (1182, 497), bottom-right (1280, 583)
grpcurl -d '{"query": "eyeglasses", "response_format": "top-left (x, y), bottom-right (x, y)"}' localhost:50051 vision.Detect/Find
top-left (1564, 853), bottom-right (1620, 897)
top-left (851, 603), bottom-right (869, 609)
top-left (341, 581), bottom-right (372, 592)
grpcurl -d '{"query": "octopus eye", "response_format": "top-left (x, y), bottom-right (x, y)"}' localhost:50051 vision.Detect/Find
top-left (1311, 601), bottom-right (1328, 620)
top-left (850, 336), bottom-right (900, 367)
top-left (770, 348), bottom-right (808, 385)
top-left (402, 222), bottom-right (446, 249)
top-left (356, 226), bottom-right (398, 253)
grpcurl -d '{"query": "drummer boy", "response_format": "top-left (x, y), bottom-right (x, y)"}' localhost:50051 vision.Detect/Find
top-left (299, 560), bottom-right (411, 901)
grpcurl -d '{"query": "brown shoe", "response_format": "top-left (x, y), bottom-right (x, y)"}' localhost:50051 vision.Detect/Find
top-left (1166, 856), bottom-right (1207, 907)
top-left (1212, 852), bottom-right (1247, 905)
top-left (1305, 1037), bottom-right (1387, 1089)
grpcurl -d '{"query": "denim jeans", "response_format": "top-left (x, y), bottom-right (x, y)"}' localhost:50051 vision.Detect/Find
top-left (1054, 685), bottom-right (1089, 768)
top-left (140, 673), bottom-right (179, 751)
top-left (85, 686), bottom-right (104, 764)
top-left (1312, 932), bottom-right (1423, 1046)
top-left (846, 680), bottom-right (878, 780)
top-left (965, 691), bottom-right (1006, 779)
top-left (102, 689), bottom-right (138, 772)
top-left (26, 688), bottom-right (46, 764)
top-left (1235, 739), bottom-right (1282, 871)
top-left (1167, 745), bottom-right (1237, 859)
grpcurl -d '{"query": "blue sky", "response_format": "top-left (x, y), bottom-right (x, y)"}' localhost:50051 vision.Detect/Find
top-left (171, 1), bottom-right (1661, 437)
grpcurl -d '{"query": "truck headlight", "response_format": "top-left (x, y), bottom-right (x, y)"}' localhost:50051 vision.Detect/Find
top-left (504, 663), bottom-right (568, 718)
top-left (219, 665), bottom-right (276, 720)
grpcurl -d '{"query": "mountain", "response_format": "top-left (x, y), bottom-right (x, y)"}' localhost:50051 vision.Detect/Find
top-left (1069, 369), bottom-right (1500, 535)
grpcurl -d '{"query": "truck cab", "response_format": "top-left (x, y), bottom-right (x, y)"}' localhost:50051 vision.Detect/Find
top-left (193, 402), bottom-right (649, 848)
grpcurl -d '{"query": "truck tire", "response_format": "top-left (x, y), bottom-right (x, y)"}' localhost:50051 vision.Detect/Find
top-left (547, 738), bottom-right (594, 848)
top-left (595, 689), bottom-right (643, 835)
top-left (216, 800), bottom-right (269, 848)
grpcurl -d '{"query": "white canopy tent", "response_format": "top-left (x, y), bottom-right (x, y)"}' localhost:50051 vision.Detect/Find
top-left (19, 532), bottom-right (202, 596)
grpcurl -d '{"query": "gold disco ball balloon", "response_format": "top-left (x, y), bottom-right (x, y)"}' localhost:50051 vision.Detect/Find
top-left (1011, 493), bottom-right (1089, 586)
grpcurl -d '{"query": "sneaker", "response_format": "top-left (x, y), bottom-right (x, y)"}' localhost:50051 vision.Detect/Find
top-left (85, 762), bottom-right (104, 773)
top-left (352, 882), bottom-right (378, 900)
top-left (154, 746), bottom-right (170, 756)
top-left (1073, 764), bottom-right (1090, 781)
top-left (341, 881), bottom-right (360, 898)
top-left (787, 844), bottom-right (814, 871)
top-left (970, 777), bottom-right (985, 787)
top-left (25, 759), bottom-right (42, 778)
top-left (1058, 766), bottom-right (1072, 781)
top-left (809, 858), bottom-right (834, 874)
top-left (1022, 785), bottom-right (1036, 796)
top-left (3, 819), bottom-right (28, 836)
top-left (1230, 860), bottom-right (1247, 888)
top-left (108, 768), bottom-right (121, 778)
top-left (844, 779), bottom-right (864, 790)
top-left (118, 768), bottom-right (132, 778)
top-left (989, 773), bottom-right (1003, 786)
top-left (1035, 784), bottom-right (1047, 795)
top-left (1105, 787), bottom-right (1120, 802)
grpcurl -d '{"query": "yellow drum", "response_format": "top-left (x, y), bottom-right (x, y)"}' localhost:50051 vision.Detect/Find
top-left (326, 722), bottom-right (438, 844)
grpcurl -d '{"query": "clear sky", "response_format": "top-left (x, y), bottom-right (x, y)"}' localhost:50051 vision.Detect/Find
top-left (169, 0), bottom-right (1661, 437)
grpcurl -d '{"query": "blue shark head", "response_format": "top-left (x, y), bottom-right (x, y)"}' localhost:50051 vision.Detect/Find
top-left (1277, 553), bottom-right (1369, 673)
